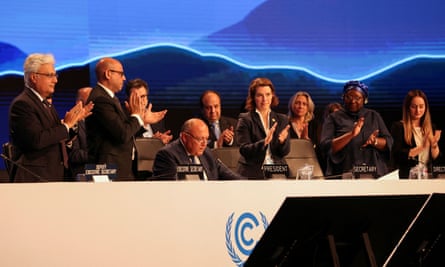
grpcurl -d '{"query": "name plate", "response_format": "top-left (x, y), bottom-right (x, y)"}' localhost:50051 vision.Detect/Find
top-left (353, 164), bottom-right (377, 179)
top-left (262, 164), bottom-right (289, 178)
top-left (432, 165), bottom-right (445, 178)
top-left (177, 164), bottom-right (204, 180)
top-left (84, 163), bottom-right (117, 182)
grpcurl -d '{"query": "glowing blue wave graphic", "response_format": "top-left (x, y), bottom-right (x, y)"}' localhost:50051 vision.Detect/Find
top-left (1, 43), bottom-right (445, 84)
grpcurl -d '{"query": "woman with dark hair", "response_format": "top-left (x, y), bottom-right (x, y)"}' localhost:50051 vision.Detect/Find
top-left (391, 89), bottom-right (441, 178)
top-left (235, 77), bottom-right (290, 179)
top-left (320, 80), bottom-right (393, 178)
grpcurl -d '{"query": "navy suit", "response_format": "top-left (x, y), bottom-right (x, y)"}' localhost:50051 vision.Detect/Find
top-left (198, 115), bottom-right (238, 148)
top-left (86, 85), bottom-right (141, 181)
top-left (9, 87), bottom-right (69, 182)
top-left (236, 111), bottom-right (291, 179)
top-left (152, 139), bottom-right (245, 180)
top-left (68, 120), bottom-right (89, 179)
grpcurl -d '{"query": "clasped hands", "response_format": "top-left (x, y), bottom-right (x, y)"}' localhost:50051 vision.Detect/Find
top-left (125, 90), bottom-right (167, 125)
top-left (351, 117), bottom-right (380, 148)
top-left (216, 126), bottom-right (235, 148)
top-left (63, 101), bottom-right (94, 129)
top-left (264, 122), bottom-right (290, 147)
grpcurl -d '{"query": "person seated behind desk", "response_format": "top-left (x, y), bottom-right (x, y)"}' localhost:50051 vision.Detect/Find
top-left (152, 118), bottom-right (246, 180)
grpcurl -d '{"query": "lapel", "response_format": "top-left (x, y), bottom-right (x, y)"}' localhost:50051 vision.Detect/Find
top-left (269, 111), bottom-right (278, 128)
top-left (197, 154), bottom-right (210, 175)
top-left (25, 88), bottom-right (59, 125)
top-left (252, 111), bottom-right (266, 136)
top-left (97, 85), bottom-right (127, 119)
top-left (219, 118), bottom-right (228, 131)
top-left (112, 96), bottom-right (126, 118)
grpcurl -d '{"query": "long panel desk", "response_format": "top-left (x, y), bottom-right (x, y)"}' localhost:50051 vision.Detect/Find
top-left (1, 179), bottom-right (445, 266)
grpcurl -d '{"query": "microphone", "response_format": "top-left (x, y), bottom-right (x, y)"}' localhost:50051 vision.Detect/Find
top-left (0, 153), bottom-right (46, 182)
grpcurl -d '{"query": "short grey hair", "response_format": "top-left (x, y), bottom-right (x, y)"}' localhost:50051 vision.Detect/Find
top-left (23, 53), bottom-right (55, 86)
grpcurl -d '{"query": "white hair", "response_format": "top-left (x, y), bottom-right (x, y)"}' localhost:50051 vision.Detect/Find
top-left (23, 53), bottom-right (55, 86)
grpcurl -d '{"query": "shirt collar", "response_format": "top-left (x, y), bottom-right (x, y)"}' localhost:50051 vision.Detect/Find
top-left (98, 82), bottom-right (115, 98)
top-left (26, 85), bottom-right (45, 102)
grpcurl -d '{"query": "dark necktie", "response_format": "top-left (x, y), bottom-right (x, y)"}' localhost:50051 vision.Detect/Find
top-left (113, 96), bottom-right (124, 114)
top-left (189, 155), bottom-right (197, 164)
top-left (42, 99), bottom-right (69, 169)
top-left (42, 99), bottom-right (59, 124)
top-left (42, 99), bottom-right (51, 108)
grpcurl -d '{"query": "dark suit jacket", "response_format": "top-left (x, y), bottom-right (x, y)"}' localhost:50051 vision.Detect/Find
top-left (289, 120), bottom-right (318, 141)
top-left (152, 139), bottom-right (245, 180)
top-left (9, 87), bottom-right (69, 182)
top-left (68, 120), bottom-right (89, 179)
top-left (199, 115), bottom-right (238, 148)
top-left (235, 111), bottom-right (291, 179)
top-left (86, 85), bottom-right (142, 181)
top-left (391, 121), bottom-right (441, 178)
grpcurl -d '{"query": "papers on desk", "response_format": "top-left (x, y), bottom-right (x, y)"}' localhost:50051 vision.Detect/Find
top-left (378, 169), bottom-right (399, 180)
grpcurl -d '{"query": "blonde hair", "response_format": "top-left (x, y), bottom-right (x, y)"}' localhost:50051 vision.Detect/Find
top-left (287, 91), bottom-right (315, 122)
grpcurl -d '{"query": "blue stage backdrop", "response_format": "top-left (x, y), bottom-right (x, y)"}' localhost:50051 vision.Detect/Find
top-left (1, 0), bottom-right (445, 170)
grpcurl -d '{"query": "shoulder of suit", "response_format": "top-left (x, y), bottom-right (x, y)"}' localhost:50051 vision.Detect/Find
top-left (273, 112), bottom-right (289, 121)
top-left (221, 115), bottom-right (237, 123)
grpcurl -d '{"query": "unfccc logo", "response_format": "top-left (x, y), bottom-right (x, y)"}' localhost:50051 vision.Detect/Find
top-left (225, 211), bottom-right (269, 266)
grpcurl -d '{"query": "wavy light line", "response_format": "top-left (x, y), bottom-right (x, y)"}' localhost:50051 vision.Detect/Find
top-left (1, 43), bottom-right (445, 84)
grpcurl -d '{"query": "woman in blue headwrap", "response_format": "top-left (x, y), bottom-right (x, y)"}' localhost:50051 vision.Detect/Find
top-left (320, 81), bottom-right (393, 178)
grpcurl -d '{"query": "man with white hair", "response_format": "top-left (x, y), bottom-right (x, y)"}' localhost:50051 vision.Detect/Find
top-left (9, 53), bottom-right (92, 182)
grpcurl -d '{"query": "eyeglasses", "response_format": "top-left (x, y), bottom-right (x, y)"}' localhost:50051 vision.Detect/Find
top-left (109, 69), bottom-right (125, 77)
top-left (34, 72), bottom-right (58, 78)
top-left (184, 132), bottom-right (209, 144)
top-left (344, 94), bottom-right (363, 102)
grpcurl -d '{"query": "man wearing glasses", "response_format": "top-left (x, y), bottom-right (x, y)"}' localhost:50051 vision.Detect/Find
top-left (152, 118), bottom-right (245, 180)
top-left (8, 53), bottom-right (92, 182)
top-left (86, 57), bottom-right (166, 181)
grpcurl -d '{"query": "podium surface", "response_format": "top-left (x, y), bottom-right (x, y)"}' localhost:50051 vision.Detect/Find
top-left (1, 180), bottom-right (445, 266)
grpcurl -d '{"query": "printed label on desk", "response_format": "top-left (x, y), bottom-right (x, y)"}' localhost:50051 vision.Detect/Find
top-left (177, 164), bottom-right (203, 180)
top-left (84, 163), bottom-right (117, 181)
top-left (353, 164), bottom-right (377, 178)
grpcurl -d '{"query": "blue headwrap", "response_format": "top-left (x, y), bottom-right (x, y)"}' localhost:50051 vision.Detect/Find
top-left (343, 80), bottom-right (369, 100)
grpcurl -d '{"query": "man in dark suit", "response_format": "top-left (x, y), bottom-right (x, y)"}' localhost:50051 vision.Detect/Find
top-left (67, 87), bottom-right (92, 180)
top-left (125, 78), bottom-right (172, 180)
top-left (198, 90), bottom-right (237, 148)
top-left (125, 78), bottom-right (172, 144)
top-left (152, 118), bottom-right (245, 180)
top-left (86, 57), bottom-right (166, 181)
top-left (8, 53), bottom-right (90, 182)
